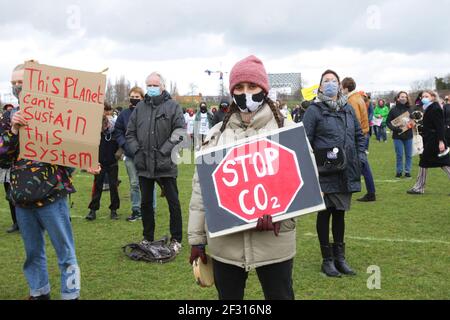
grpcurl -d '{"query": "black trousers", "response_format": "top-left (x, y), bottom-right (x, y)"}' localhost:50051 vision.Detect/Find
top-left (139, 176), bottom-right (182, 243)
top-left (88, 164), bottom-right (120, 211)
top-left (316, 208), bottom-right (345, 245)
top-left (212, 259), bottom-right (295, 300)
top-left (4, 183), bottom-right (17, 224)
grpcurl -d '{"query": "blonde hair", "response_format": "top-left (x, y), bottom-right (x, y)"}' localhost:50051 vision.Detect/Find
top-left (129, 86), bottom-right (145, 98)
top-left (422, 90), bottom-right (441, 104)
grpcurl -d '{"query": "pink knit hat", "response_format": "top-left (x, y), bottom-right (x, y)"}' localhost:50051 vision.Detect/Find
top-left (229, 55), bottom-right (270, 94)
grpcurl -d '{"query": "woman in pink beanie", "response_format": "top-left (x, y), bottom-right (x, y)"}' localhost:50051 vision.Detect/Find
top-left (188, 55), bottom-right (297, 300)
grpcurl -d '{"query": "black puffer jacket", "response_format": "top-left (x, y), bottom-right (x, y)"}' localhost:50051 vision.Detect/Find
top-left (303, 102), bottom-right (366, 194)
top-left (126, 91), bottom-right (185, 179)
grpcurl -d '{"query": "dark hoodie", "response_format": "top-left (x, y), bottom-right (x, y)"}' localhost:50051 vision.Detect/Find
top-left (99, 127), bottom-right (119, 167)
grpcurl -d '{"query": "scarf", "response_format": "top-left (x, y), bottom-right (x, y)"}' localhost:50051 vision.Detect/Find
top-left (316, 92), bottom-right (348, 112)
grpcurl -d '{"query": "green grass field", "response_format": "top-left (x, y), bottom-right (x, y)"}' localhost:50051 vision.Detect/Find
top-left (0, 135), bottom-right (449, 300)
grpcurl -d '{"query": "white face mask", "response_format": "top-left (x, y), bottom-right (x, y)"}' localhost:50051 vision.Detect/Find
top-left (233, 91), bottom-right (266, 113)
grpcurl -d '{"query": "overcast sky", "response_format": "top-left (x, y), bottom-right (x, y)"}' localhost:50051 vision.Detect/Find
top-left (1, 0), bottom-right (449, 102)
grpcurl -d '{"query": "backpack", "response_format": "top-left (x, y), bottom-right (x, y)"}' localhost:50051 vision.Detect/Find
top-left (122, 236), bottom-right (177, 264)
top-left (9, 161), bottom-right (61, 206)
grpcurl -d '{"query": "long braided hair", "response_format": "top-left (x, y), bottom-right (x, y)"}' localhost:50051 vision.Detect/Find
top-left (220, 96), bottom-right (284, 133)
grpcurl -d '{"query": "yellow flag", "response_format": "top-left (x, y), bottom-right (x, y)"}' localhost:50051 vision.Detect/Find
top-left (301, 84), bottom-right (320, 101)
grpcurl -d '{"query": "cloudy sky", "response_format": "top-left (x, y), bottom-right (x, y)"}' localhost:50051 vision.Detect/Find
top-left (1, 0), bottom-right (449, 102)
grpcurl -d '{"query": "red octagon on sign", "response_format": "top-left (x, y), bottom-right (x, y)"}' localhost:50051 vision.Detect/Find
top-left (212, 138), bottom-right (303, 223)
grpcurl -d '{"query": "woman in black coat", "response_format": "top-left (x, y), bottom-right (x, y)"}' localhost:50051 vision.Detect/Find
top-left (303, 70), bottom-right (366, 278)
top-left (408, 90), bottom-right (450, 194)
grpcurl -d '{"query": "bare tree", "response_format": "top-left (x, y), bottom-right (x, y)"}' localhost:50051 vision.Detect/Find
top-left (104, 76), bottom-right (132, 107)
top-left (188, 83), bottom-right (198, 96)
top-left (170, 81), bottom-right (179, 97)
top-left (105, 80), bottom-right (115, 105)
top-left (114, 76), bottom-right (131, 107)
top-left (410, 78), bottom-right (435, 91)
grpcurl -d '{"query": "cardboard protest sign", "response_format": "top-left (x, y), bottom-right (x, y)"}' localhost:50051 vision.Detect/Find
top-left (301, 84), bottom-right (319, 101)
top-left (196, 123), bottom-right (325, 238)
top-left (390, 111), bottom-right (412, 134)
top-left (19, 61), bottom-right (106, 170)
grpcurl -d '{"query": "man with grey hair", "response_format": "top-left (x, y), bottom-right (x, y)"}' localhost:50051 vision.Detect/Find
top-left (126, 72), bottom-right (185, 253)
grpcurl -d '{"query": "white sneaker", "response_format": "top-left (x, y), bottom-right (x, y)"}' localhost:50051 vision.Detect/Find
top-left (169, 239), bottom-right (182, 254)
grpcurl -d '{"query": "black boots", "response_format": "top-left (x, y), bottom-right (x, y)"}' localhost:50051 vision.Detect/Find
top-left (357, 193), bottom-right (376, 202)
top-left (320, 245), bottom-right (341, 277)
top-left (320, 243), bottom-right (356, 277)
top-left (7, 223), bottom-right (19, 233)
top-left (332, 243), bottom-right (356, 276)
top-left (86, 210), bottom-right (96, 221)
top-left (86, 210), bottom-right (119, 220)
top-left (110, 210), bottom-right (119, 220)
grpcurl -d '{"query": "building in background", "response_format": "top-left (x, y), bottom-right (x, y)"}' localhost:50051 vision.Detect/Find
top-left (268, 73), bottom-right (302, 101)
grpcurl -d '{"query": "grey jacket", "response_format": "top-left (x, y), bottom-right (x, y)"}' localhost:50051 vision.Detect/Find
top-left (302, 101), bottom-right (366, 194)
top-left (126, 91), bottom-right (185, 178)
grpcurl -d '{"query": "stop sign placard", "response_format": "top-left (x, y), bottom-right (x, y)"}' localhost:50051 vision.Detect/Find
top-left (212, 138), bottom-right (303, 223)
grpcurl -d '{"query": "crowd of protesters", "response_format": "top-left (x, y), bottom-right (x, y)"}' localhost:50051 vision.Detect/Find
top-left (1, 56), bottom-right (449, 301)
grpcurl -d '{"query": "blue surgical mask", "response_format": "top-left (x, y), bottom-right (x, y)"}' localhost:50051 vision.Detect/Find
top-left (421, 98), bottom-right (431, 106)
top-left (322, 81), bottom-right (339, 98)
top-left (147, 86), bottom-right (160, 97)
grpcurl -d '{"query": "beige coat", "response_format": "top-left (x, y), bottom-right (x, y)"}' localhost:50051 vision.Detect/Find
top-left (188, 104), bottom-right (297, 271)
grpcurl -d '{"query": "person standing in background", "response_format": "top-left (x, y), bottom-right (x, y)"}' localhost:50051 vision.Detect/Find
top-left (407, 90), bottom-right (450, 194)
top-left (374, 99), bottom-right (390, 142)
top-left (303, 70), bottom-right (366, 277)
top-left (0, 110), bottom-right (18, 233)
top-left (126, 72), bottom-right (185, 254)
top-left (194, 102), bottom-right (214, 151)
top-left (341, 78), bottom-right (376, 202)
top-left (387, 91), bottom-right (414, 178)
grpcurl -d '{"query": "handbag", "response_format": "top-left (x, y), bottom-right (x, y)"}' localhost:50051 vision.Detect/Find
top-left (412, 128), bottom-right (424, 156)
top-left (314, 146), bottom-right (347, 175)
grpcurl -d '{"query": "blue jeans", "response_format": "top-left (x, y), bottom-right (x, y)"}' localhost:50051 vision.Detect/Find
top-left (364, 134), bottom-right (370, 151)
top-left (361, 158), bottom-right (376, 194)
top-left (374, 125), bottom-right (387, 141)
top-left (394, 139), bottom-right (413, 174)
top-left (15, 197), bottom-right (80, 300)
top-left (125, 157), bottom-right (156, 211)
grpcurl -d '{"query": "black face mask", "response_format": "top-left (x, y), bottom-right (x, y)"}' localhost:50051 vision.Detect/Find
top-left (233, 91), bottom-right (266, 112)
top-left (200, 106), bottom-right (207, 113)
top-left (130, 98), bottom-right (140, 107)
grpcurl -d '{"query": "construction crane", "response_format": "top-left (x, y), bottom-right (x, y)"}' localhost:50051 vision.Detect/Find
top-left (205, 69), bottom-right (228, 98)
